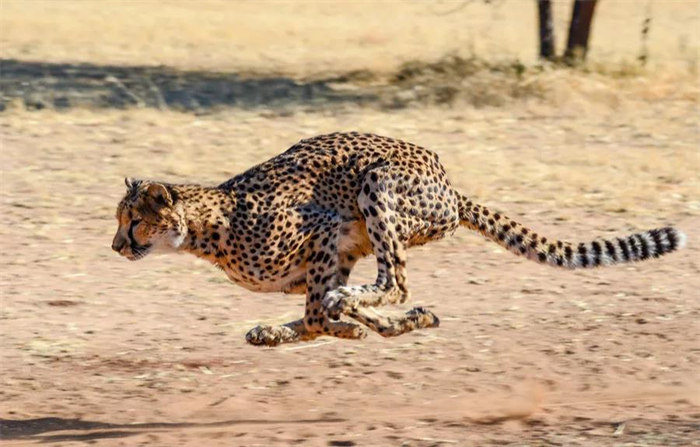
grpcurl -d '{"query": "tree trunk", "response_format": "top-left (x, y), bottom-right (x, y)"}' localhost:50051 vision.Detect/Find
top-left (537, 0), bottom-right (555, 60)
top-left (565, 0), bottom-right (598, 62)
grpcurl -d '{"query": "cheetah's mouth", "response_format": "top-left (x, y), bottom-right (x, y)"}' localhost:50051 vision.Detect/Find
top-left (127, 243), bottom-right (152, 261)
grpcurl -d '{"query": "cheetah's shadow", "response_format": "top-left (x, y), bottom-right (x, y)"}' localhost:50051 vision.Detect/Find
top-left (0, 416), bottom-right (345, 443)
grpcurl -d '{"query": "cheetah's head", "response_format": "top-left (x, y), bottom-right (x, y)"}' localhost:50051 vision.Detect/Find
top-left (112, 178), bottom-right (186, 261)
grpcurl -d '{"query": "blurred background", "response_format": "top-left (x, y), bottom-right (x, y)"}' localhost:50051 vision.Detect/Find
top-left (1, 1), bottom-right (698, 110)
top-left (1, 2), bottom-right (698, 446)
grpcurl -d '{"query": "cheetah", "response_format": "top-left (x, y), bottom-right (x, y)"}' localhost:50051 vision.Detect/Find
top-left (112, 132), bottom-right (686, 346)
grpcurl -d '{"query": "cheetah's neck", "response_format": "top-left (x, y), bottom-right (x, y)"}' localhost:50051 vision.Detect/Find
top-left (170, 185), bottom-right (237, 261)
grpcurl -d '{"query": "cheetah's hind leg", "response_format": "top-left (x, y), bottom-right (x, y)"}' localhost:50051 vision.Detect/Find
top-left (322, 163), bottom-right (459, 337)
top-left (322, 166), bottom-right (412, 321)
top-left (348, 306), bottom-right (440, 338)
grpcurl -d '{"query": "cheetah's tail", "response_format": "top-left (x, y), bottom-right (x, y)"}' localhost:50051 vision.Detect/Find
top-left (458, 195), bottom-right (686, 269)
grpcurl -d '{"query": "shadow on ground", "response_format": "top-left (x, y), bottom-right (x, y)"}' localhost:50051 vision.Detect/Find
top-left (0, 416), bottom-right (345, 443)
top-left (0, 56), bottom-right (543, 112)
top-left (0, 59), bottom-right (377, 112)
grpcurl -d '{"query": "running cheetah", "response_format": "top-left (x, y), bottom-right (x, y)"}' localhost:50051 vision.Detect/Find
top-left (112, 132), bottom-right (686, 346)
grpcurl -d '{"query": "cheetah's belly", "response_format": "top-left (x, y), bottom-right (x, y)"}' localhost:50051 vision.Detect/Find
top-left (224, 264), bottom-right (307, 293)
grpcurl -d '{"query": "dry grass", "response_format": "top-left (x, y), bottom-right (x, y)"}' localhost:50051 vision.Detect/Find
top-left (1, 1), bottom-right (698, 77)
top-left (1, 1), bottom-right (697, 113)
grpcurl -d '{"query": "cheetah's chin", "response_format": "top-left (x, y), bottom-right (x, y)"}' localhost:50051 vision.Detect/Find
top-left (126, 244), bottom-right (152, 261)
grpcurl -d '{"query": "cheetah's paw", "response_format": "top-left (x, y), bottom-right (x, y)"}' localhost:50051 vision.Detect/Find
top-left (406, 307), bottom-right (440, 329)
top-left (245, 325), bottom-right (286, 347)
top-left (322, 286), bottom-right (357, 319)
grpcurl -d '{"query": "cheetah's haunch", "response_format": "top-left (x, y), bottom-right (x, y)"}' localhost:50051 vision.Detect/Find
top-left (112, 132), bottom-right (686, 346)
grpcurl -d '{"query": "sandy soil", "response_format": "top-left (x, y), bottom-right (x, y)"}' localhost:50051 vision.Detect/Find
top-left (0, 96), bottom-right (698, 446)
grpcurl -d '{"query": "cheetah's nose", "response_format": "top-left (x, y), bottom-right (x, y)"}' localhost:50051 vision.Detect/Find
top-left (112, 235), bottom-right (126, 253)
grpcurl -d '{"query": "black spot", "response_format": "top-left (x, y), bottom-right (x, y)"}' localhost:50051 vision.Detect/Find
top-left (578, 244), bottom-right (589, 267)
top-left (649, 229), bottom-right (664, 256)
top-left (604, 240), bottom-right (617, 261)
top-left (627, 236), bottom-right (639, 258)
top-left (665, 228), bottom-right (677, 251)
top-left (617, 238), bottom-right (630, 261)
top-left (636, 234), bottom-right (650, 260)
top-left (591, 241), bottom-right (602, 265)
top-left (538, 252), bottom-right (547, 262)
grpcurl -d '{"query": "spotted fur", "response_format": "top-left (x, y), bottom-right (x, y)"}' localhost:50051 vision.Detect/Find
top-left (112, 132), bottom-right (686, 346)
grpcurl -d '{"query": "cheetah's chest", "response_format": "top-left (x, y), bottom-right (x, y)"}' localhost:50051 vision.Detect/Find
top-left (219, 219), bottom-right (371, 293)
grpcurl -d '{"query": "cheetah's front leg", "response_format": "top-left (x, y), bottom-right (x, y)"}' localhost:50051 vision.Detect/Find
top-left (246, 319), bottom-right (318, 346)
top-left (246, 209), bottom-right (367, 346)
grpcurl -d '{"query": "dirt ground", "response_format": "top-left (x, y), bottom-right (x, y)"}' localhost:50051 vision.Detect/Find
top-left (1, 2), bottom-right (700, 446)
top-left (1, 97), bottom-right (699, 446)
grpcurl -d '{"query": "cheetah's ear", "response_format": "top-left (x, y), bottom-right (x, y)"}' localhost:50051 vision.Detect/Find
top-left (145, 183), bottom-right (173, 208)
top-left (125, 177), bottom-right (142, 191)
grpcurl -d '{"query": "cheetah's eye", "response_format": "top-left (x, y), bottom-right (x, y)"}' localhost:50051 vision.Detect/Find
top-left (128, 219), bottom-right (141, 240)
